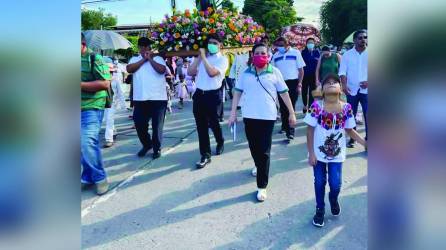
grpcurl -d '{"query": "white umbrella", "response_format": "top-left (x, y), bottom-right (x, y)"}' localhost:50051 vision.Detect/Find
top-left (83, 30), bottom-right (132, 50)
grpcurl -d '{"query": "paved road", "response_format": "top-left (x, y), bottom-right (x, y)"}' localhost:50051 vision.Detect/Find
top-left (81, 90), bottom-right (367, 250)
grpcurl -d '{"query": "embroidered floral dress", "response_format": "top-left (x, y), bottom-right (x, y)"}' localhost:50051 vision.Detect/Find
top-left (303, 101), bottom-right (356, 163)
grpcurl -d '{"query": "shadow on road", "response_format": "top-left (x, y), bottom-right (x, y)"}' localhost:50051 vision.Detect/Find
top-left (214, 192), bottom-right (367, 250)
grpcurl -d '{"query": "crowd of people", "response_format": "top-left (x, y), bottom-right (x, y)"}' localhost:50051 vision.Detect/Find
top-left (81, 29), bottom-right (368, 228)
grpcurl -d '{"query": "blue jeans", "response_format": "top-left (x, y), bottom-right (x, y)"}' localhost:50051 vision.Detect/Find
top-left (81, 109), bottom-right (106, 184)
top-left (313, 161), bottom-right (342, 210)
top-left (347, 92), bottom-right (368, 139)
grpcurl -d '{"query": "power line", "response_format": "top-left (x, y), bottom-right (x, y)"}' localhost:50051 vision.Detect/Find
top-left (82, 0), bottom-right (128, 5)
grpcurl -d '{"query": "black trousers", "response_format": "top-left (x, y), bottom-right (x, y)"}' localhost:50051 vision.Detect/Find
top-left (225, 77), bottom-right (234, 99)
top-left (217, 82), bottom-right (225, 119)
top-left (302, 73), bottom-right (316, 108)
top-left (193, 89), bottom-right (224, 158)
top-left (129, 82), bottom-right (134, 108)
top-left (244, 118), bottom-right (275, 189)
top-left (279, 79), bottom-right (299, 136)
top-left (133, 100), bottom-right (167, 151)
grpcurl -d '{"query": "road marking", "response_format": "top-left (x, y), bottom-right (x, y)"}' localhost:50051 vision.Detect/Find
top-left (81, 129), bottom-right (196, 218)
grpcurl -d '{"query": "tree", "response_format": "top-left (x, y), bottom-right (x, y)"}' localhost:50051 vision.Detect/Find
top-left (242, 0), bottom-right (298, 40)
top-left (221, 0), bottom-right (238, 12)
top-left (320, 0), bottom-right (367, 46)
top-left (81, 8), bottom-right (117, 31)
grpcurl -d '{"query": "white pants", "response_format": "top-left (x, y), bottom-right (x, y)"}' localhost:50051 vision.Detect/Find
top-left (104, 107), bottom-right (115, 142)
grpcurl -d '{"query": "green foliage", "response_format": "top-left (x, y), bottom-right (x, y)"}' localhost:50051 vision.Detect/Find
top-left (320, 0), bottom-right (367, 46)
top-left (242, 0), bottom-right (298, 40)
top-left (81, 8), bottom-right (117, 31)
top-left (114, 35), bottom-right (138, 60)
top-left (220, 0), bottom-right (238, 12)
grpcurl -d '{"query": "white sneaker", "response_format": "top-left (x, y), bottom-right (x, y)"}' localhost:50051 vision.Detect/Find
top-left (251, 167), bottom-right (257, 177)
top-left (257, 189), bottom-right (267, 202)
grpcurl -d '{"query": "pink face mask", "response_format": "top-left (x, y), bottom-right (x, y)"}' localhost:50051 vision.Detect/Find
top-left (252, 55), bottom-right (269, 68)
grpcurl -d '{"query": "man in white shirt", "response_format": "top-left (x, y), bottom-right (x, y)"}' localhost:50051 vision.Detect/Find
top-left (188, 34), bottom-right (229, 168)
top-left (126, 37), bottom-right (167, 159)
top-left (271, 37), bottom-right (306, 142)
top-left (339, 29), bottom-right (368, 147)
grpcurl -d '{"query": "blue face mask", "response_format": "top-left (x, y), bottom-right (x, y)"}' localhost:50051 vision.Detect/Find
top-left (277, 47), bottom-right (286, 54)
top-left (207, 44), bottom-right (219, 54)
top-left (307, 43), bottom-right (315, 50)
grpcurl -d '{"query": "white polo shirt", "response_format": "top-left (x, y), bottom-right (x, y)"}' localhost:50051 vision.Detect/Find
top-left (128, 55), bottom-right (167, 101)
top-left (338, 48), bottom-right (368, 96)
top-left (234, 65), bottom-right (289, 120)
top-left (195, 52), bottom-right (229, 91)
top-left (271, 48), bottom-right (306, 80)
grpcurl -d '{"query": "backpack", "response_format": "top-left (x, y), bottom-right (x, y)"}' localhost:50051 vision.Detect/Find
top-left (90, 53), bottom-right (113, 108)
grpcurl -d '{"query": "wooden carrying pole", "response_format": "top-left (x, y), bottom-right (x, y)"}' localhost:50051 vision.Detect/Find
top-left (156, 46), bottom-right (253, 58)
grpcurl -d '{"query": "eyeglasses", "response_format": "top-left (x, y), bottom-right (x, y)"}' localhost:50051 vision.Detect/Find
top-left (82, 42), bottom-right (87, 46)
top-left (357, 36), bottom-right (367, 40)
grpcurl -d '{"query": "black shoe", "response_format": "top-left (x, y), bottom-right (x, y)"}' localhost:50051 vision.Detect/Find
top-left (330, 200), bottom-right (341, 216)
top-left (347, 139), bottom-right (356, 148)
top-left (287, 134), bottom-right (294, 140)
top-left (278, 129), bottom-right (285, 134)
top-left (152, 150), bottom-right (161, 159)
top-left (312, 208), bottom-right (325, 227)
top-left (196, 156), bottom-right (211, 169)
top-left (137, 146), bottom-right (152, 157)
top-left (216, 143), bottom-right (224, 155)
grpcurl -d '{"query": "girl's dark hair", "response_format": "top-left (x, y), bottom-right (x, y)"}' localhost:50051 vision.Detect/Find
top-left (321, 73), bottom-right (341, 88)
top-left (321, 45), bottom-right (330, 52)
top-left (251, 43), bottom-right (268, 54)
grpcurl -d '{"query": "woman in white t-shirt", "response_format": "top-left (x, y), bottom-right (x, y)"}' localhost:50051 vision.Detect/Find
top-left (228, 43), bottom-right (297, 202)
top-left (304, 73), bottom-right (366, 228)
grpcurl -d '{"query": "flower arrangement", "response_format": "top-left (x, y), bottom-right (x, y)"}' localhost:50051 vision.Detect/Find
top-left (151, 7), bottom-right (265, 52)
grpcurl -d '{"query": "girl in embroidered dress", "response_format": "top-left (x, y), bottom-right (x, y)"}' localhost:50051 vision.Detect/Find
top-left (304, 73), bottom-right (366, 227)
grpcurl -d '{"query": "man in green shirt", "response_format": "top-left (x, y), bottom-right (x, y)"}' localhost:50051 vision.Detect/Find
top-left (81, 33), bottom-right (111, 195)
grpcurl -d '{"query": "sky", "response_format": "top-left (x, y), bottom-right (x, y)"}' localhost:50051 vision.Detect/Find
top-left (82, 0), bottom-right (324, 27)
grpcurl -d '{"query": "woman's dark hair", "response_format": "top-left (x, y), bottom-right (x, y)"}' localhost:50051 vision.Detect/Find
top-left (251, 43), bottom-right (268, 54)
top-left (321, 73), bottom-right (341, 88)
top-left (137, 37), bottom-right (152, 47)
top-left (306, 37), bottom-right (315, 44)
top-left (81, 33), bottom-right (86, 43)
